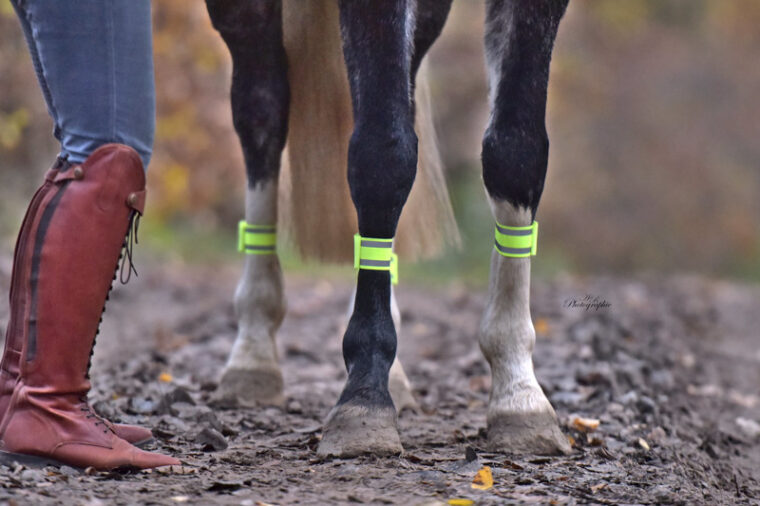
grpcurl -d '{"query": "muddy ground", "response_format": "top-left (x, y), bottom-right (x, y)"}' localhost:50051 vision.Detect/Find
top-left (0, 254), bottom-right (759, 505)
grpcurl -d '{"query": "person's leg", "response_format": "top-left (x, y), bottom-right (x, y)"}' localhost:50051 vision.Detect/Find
top-left (10, 0), bottom-right (155, 167)
top-left (0, 1), bottom-right (175, 469)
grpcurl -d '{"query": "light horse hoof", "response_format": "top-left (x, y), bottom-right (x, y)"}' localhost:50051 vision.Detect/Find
top-left (215, 366), bottom-right (285, 408)
top-left (487, 409), bottom-right (572, 456)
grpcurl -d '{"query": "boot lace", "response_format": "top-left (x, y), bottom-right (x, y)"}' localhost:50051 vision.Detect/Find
top-left (79, 395), bottom-right (113, 434)
top-left (84, 211), bottom-right (141, 385)
top-left (119, 211), bottom-right (141, 284)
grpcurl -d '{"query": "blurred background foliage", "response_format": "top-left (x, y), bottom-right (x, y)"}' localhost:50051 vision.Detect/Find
top-left (1, 0), bottom-right (759, 286)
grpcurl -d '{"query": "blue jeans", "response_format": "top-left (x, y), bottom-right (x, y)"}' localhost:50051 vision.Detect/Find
top-left (11, 0), bottom-right (155, 168)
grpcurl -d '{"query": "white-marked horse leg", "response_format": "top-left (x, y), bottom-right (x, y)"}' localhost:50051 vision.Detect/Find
top-left (218, 184), bottom-right (286, 407)
top-left (479, 0), bottom-right (570, 454)
top-left (479, 203), bottom-right (569, 455)
top-left (388, 289), bottom-right (419, 412)
top-left (205, 1), bottom-right (289, 406)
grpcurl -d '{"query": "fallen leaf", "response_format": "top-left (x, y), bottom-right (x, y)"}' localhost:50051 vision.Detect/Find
top-left (159, 372), bottom-right (173, 383)
top-left (171, 496), bottom-right (189, 503)
top-left (471, 466), bottom-right (493, 490)
top-left (534, 318), bottom-right (550, 335)
top-left (638, 438), bottom-right (650, 451)
top-left (572, 417), bottom-right (600, 432)
top-left (447, 500), bottom-right (474, 506)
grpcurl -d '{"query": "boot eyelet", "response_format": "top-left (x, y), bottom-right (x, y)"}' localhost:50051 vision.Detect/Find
top-left (127, 193), bottom-right (138, 207)
top-left (73, 167), bottom-right (84, 180)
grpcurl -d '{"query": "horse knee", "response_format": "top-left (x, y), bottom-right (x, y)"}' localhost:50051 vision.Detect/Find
top-left (481, 123), bottom-right (549, 213)
top-left (230, 80), bottom-right (289, 160)
top-left (348, 124), bottom-right (418, 235)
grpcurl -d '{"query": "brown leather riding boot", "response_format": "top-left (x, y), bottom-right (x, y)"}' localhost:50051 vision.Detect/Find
top-left (0, 144), bottom-right (179, 469)
top-left (0, 147), bottom-right (154, 448)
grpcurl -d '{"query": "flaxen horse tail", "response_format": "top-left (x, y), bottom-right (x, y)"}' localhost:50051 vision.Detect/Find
top-left (280, 0), bottom-right (460, 263)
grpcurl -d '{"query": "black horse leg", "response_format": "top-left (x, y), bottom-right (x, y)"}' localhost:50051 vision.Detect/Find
top-left (478, 0), bottom-right (571, 455)
top-left (317, 0), bottom-right (417, 457)
top-left (206, 0), bottom-right (290, 407)
top-left (411, 0), bottom-right (453, 84)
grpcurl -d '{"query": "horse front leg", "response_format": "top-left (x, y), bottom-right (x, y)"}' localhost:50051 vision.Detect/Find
top-left (206, 0), bottom-right (289, 407)
top-left (479, 0), bottom-right (571, 455)
top-left (317, 0), bottom-right (417, 457)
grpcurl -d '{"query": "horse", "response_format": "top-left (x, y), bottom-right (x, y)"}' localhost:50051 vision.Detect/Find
top-left (204, 0), bottom-right (570, 457)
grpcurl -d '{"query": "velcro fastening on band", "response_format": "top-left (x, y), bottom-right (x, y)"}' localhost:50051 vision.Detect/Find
top-left (354, 234), bottom-right (398, 285)
top-left (238, 221), bottom-right (276, 255)
top-left (494, 220), bottom-right (538, 258)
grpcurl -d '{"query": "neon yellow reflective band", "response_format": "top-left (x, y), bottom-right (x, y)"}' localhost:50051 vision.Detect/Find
top-left (494, 220), bottom-right (538, 258)
top-left (238, 220), bottom-right (276, 255)
top-left (353, 233), bottom-right (399, 285)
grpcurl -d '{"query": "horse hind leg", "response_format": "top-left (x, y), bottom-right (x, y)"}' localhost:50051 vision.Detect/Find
top-left (206, 0), bottom-right (289, 407)
top-left (383, 0), bottom-right (454, 415)
top-left (479, 0), bottom-right (570, 455)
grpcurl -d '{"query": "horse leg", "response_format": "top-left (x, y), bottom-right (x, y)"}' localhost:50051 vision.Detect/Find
top-left (383, 0), bottom-right (455, 415)
top-left (206, 0), bottom-right (289, 406)
top-left (479, 0), bottom-right (571, 455)
top-left (318, 0), bottom-right (416, 457)
top-left (411, 0), bottom-right (453, 82)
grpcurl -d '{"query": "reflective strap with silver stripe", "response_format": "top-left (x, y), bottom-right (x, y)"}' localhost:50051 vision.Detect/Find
top-left (238, 220), bottom-right (276, 255)
top-left (353, 233), bottom-right (399, 285)
top-left (494, 220), bottom-right (538, 258)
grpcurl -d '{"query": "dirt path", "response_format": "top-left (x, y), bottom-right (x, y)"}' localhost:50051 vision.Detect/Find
top-left (0, 257), bottom-right (759, 505)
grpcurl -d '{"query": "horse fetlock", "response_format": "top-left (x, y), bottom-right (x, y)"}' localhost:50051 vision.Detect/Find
top-left (317, 403), bottom-right (402, 457)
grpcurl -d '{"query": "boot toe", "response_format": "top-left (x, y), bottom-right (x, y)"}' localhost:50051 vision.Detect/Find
top-left (125, 440), bottom-right (181, 469)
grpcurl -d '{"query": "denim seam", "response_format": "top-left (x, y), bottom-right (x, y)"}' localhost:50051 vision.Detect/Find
top-left (108, 0), bottom-right (117, 143)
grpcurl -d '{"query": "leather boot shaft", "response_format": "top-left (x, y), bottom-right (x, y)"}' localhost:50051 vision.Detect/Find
top-left (19, 144), bottom-right (145, 392)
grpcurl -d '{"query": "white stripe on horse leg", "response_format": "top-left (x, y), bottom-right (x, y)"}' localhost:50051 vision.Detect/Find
top-left (389, 286), bottom-right (419, 412)
top-left (218, 182), bottom-right (286, 407)
top-left (479, 199), bottom-right (570, 454)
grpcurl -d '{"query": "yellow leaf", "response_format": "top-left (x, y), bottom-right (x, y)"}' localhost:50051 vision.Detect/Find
top-left (447, 500), bottom-right (474, 506)
top-left (572, 416), bottom-right (600, 432)
top-left (159, 372), bottom-right (173, 383)
top-left (471, 466), bottom-right (493, 491)
top-left (534, 318), bottom-right (550, 335)
top-left (638, 438), bottom-right (650, 451)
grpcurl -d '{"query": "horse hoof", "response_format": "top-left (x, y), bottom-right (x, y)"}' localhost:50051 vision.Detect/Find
top-left (487, 410), bottom-right (572, 455)
top-left (215, 366), bottom-right (285, 407)
top-left (317, 404), bottom-right (403, 457)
